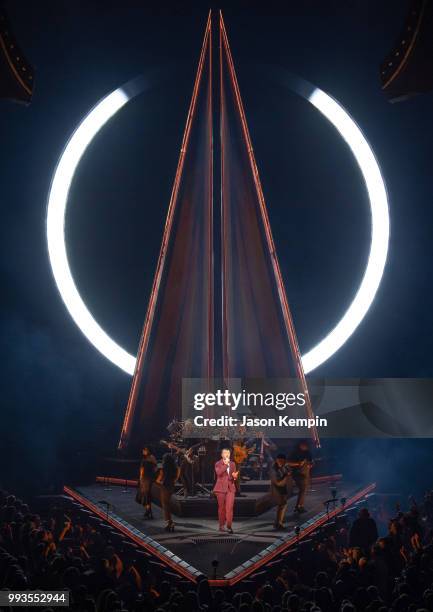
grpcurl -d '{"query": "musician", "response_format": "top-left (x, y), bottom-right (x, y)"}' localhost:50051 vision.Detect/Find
top-left (270, 454), bottom-right (293, 530)
top-left (232, 435), bottom-right (254, 496)
top-left (160, 439), bottom-right (198, 497)
top-left (179, 441), bottom-right (199, 497)
top-left (136, 446), bottom-right (157, 519)
top-left (287, 440), bottom-right (313, 513)
top-left (213, 447), bottom-right (238, 533)
top-left (156, 453), bottom-right (180, 532)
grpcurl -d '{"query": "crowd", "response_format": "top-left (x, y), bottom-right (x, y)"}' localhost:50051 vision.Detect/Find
top-left (1, 487), bottom-right (433, 611)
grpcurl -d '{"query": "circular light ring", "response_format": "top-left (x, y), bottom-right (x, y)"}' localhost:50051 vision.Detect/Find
top-left (46, 75), bottom-right (389, 375)
top-left (293, 77), bottom-right (389, 373)
top-left (47, 84), bottom-right (137, 375)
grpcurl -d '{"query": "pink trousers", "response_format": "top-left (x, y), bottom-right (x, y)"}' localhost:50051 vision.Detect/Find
top-left (215, 490), bottom-right (235, 528)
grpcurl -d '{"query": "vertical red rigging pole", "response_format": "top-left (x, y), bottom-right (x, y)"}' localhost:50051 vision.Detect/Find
top-left (219, 17), bottom-right (230, 383)
top-left (207, 12), bottom-right (214, 382)
top-left (219, 12), bottom-right (320, 447)
top-left (118, 12), bottom-right (213, 449)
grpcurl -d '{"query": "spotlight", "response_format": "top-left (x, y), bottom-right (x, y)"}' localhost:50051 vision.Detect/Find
top-left (97, 500), bottom-right (111, 519)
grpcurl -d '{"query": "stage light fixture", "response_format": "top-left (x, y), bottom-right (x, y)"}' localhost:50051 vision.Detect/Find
top-left (46, 76), bottom-right (389, 375)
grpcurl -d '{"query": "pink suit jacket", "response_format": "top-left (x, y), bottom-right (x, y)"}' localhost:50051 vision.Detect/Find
top-left (213, 459), bottom-right (237, 493)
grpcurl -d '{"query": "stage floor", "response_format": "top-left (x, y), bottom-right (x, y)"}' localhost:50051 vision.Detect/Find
top-left (72, 478), bottom-right (370, 579)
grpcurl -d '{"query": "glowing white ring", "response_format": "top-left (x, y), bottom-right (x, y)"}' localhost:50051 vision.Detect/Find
top-left (46, 79), bottom-right (389, 375)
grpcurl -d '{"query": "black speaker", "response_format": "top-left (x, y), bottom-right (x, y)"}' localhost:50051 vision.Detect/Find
top-left (380, 0), bottom-right (433, 102)
top-left (0, 8), bottom-right (34, 104)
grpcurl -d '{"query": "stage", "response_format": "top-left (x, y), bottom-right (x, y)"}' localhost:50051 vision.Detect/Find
top-left (65, 476), bottom-right (375, 584)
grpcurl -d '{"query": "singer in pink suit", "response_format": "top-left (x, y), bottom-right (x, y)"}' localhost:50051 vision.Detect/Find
top-left (213, 447), bottom-right (238, 533)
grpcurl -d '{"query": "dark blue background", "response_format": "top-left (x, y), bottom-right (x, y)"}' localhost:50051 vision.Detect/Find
top-left (1, 1), bottom-right (432, 498)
